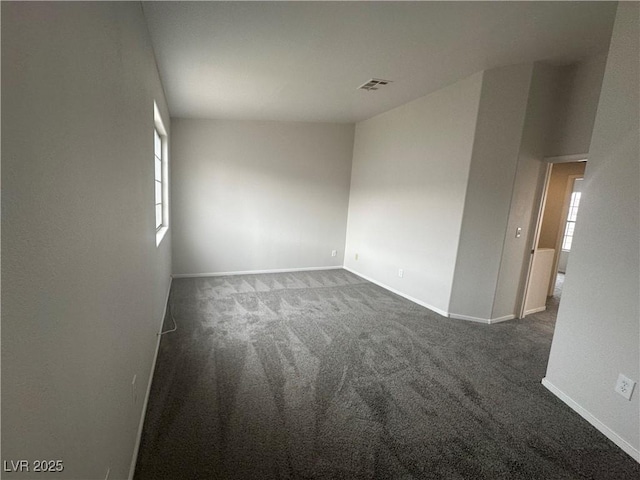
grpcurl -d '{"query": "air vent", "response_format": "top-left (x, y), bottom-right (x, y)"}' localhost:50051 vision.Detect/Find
top-left (358, 78), bottom-right (392, 91)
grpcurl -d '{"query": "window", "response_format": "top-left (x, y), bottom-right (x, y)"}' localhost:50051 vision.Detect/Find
top-left (561, 191), bottom-right (581, 251)
top-left (154, 102), bottom-right (168, 246)
top-left (154, 128), bottom-right (163, 230)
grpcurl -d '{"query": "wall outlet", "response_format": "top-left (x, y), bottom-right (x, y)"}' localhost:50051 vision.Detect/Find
top-left (614, 373), bottom-right (636, 400)
top-left (398, 269), bottom-right (404, 278)
top-left (515, 227), bottom-right (522, 238)
top-left (331, 250), bottom-right (337, 257)
top-left (355, 253), bottom-right (359, 261)
top-left (132, 375), bottom-right (138, 404)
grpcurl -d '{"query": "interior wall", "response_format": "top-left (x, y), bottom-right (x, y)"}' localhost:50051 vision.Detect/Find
top-left (490, 53), bottom-right (609, 320)
top-left (451, 55), bottom-right (606, 323)
top-left (343, 73), bottom-right (483, 315)
top-left (448, 65), bottom-right (533, 321)
top-left (547, 53), bottom-right (608, 158)
top-left (171, 119), bottom-right (354, 276)
top-left (2, 3), bottom-right (172, 479)
top-left (544, 2), bottom-right (639, 460)
top-left (491, 63), bottom-right (567, 320)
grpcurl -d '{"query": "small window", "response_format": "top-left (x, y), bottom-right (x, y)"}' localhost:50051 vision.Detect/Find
top-left (154, 102), bottom-right (168, 246)
top-left (154, 128), bottom-right (163, 230)
top-left (561, 191), bottom-right (581, 251)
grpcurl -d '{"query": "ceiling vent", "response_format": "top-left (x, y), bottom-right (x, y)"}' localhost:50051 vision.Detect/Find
top-left (358, 78), bottom-right (392, 91)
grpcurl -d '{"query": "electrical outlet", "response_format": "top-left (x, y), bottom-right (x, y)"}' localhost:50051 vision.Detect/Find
top-left (331, 250), bottom-right (337, 257)
top-left (398, 269), bottom-right (404, 278)
top-left (355, 253), bottom-right (359, 260)
top-left (132, 375), bottom-right (138, 404)
top-left (615, 373), bottom-right (636, 400)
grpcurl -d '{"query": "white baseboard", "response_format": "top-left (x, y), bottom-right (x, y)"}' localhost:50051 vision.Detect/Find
top-left (541, 377), bottom-right (640, 462)
top-left (448, 313), bottom-right (515, 324)
top-left (172, 266), bottom-right (342, 278)
top-left (490, 314), bottom-right (516, 324)
top-left (525, 306), bottom-right (546, 315)
top-left (448, 313), bottom-right (490, 324)
top-left (342, 266), bottom-right (449, 317)
top-left (128, 278), bottom-right (173, 479)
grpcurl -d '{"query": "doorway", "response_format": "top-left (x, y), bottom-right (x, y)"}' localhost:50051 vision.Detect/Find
top-left (520, 159), bottom-right (586, 318)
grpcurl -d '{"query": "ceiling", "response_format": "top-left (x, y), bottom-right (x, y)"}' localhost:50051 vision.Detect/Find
top-left (143, 1), bottom-right (617, 123)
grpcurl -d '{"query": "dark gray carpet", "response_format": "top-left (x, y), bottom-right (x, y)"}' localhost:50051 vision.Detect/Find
top-left (134, 269), bottom-right (639, 479)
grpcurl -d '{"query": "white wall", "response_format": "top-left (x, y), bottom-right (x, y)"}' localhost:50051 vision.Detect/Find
top-left (544, 2), bottom-right (639, 460)
top-left (2, 3), bottom-right (172, 479)
top-left (171, 119), bottom-right (354, 275)
top-left (449, 65), bottom-right (533, 321)
top-left (547, 54), bottom-right (608, 158)
top-left (344, 73), bottom-right (483, 315)
top-left (491, 63), bottom-right (564, 319)
top-left (450, 58), bottom-right (605, 322)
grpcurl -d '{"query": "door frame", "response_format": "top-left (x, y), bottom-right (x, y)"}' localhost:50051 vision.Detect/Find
top-left (518, 162), bottom-right (553, 319)
top-left (547, 174), bottom-right (584, 295)
top-left (517, 154), bottom-right (588, 319)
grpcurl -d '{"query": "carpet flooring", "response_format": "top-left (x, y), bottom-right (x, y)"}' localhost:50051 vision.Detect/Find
top-left (134, 269), bottom-right (639, 479)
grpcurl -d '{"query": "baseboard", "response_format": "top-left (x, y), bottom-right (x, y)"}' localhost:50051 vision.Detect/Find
top-left (525, 306), bottom-right (546, 315)
top-left (448, 313), bottom-right (515, 324)
top-left (128, 278), bottom-right (173, 479)
top-left (342, 266), bottom-right (449, 317)
top-left (489, 314), bottom-right (516, 324)
top-left (541, 377), bottom-right (640, 462)
top-left (448, 313), bottom-right (491, 324)
top-left (172, 266), bottom-right (342, 278)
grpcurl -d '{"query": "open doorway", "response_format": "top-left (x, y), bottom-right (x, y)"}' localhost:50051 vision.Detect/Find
top-left (521, 159), bottom-right (586, 318)
top-left (556, 178), bottom-right (583, 278)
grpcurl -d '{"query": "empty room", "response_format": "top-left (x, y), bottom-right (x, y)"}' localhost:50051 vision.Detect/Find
top-left (2, 1), bottom-right (639, 479)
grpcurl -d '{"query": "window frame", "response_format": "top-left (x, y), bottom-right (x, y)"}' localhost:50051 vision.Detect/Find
top-left (561, 182), bottom-right (582, 252)
top-left (154, 102), bottom-right (169, 247)
top-left (154, 128), bottom-right (163, 232)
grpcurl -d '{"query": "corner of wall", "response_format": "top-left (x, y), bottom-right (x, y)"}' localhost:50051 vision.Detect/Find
top-left (449, 63), bottom-right (533, 320)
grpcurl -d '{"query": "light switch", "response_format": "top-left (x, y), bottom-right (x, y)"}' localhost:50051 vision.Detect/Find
top-left (515, 227), bottom-right (522, 238)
